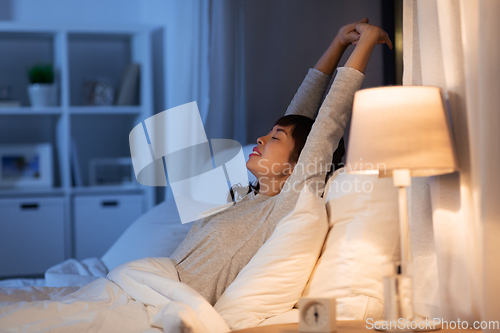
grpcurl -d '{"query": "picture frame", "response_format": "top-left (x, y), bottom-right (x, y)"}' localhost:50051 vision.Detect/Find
top-left (0, 143), bottom-right (53, 188)
top-left (89, 157), bottom-right (136, 187)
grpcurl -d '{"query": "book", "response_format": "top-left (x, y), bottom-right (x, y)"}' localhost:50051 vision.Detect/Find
top-left (115, 63), bottom-right (140, 106)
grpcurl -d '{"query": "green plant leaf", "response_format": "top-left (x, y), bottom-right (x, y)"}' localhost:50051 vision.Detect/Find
top-left (27, 63), bottom-right (54, 84)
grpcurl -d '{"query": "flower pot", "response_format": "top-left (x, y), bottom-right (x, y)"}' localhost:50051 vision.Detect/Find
top-left (27, 83), bottom-right (58, 107)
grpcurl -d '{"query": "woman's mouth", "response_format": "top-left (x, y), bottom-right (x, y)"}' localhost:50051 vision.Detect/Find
top-left (250, 147), bottom-right (261, 157)
top-left (249, 151), bottom-right (261, 157)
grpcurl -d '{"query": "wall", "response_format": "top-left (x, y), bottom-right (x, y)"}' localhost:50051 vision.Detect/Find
top-left (8, 0), bottom-right (142, 23)
top-left (242, 0), bottom-right (384, 146)
top-left (2, 0), bottom-right (389, 202)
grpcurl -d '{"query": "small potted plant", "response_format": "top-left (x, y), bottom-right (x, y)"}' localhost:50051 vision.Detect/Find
top-left (27, 63), bottom-right (57, 107)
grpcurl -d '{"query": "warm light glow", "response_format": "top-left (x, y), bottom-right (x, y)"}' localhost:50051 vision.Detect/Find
top-left (345, 169), bottom-right (380, 175)
top-left (345, 86), bottom-right (458, 177)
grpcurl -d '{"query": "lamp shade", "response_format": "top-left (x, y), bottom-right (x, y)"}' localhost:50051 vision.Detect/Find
top-left (345, 86), bottom-right (458, 177)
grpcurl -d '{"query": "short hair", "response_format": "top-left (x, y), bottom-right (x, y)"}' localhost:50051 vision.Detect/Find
top-left (229, 115), bottom-right (345, 201)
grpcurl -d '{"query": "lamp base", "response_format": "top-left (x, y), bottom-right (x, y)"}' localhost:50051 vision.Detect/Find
top-left (374, 318), bottom-right (442, 332)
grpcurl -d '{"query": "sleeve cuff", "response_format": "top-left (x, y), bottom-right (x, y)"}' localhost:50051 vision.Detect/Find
top-left (336, 66), bottom-right (366, 78)
top-left (308, 67), bottom-right (332, 79)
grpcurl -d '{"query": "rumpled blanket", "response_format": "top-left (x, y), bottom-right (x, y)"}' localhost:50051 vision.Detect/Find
top-left (0, 257), bottom-right (230, 333)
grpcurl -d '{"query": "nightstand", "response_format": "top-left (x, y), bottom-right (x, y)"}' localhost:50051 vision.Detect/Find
top-left (231, 321), bottom-right (484, 332)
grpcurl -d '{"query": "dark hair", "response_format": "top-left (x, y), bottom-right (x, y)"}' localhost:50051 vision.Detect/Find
top-left (327, 136), bottom-right (345, 180)
top-left (228, 115), bottom-right (345, 202)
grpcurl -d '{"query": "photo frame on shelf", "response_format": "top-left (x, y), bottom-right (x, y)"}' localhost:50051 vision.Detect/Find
top-left (89, 157), bottom-right (136, 187)
top-left (0, 143), bottom-right (53, 189)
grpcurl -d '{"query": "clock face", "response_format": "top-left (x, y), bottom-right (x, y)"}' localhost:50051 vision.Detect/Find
top-left (303, 302), bottom-right (328, 327)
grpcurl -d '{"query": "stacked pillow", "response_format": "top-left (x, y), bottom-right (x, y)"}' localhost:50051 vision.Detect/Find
top-left (298, 167), bottom-right (400, 320)
top-left (214, 183), bottom-right (328, 330)
top-left (216, 166), bottom-right (400, 329)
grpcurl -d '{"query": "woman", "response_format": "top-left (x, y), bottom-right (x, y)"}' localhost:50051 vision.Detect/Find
top-left (109, 19), bottom-right (392, 307)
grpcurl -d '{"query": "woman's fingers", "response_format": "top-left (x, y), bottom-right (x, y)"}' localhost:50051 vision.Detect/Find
top-left (354, 22), bottom-right (393, 49)
top-left (355, 22), bottom-right (371, 35)
top-left (385, 34), bottom-right (393, 49)
top-left (343, 22), bottom-right (358, 33)
top-left (345, 18), bottom-right (369, 33)
top-left (352, 34), bottom-right (393, 49)
top-left (347, 31), bottom-right (361, 41)
top-left (380, 30), bottom-right (393, 49)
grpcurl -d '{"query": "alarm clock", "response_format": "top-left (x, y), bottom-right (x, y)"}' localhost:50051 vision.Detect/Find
top-left (298, 297), bottom-right (337, 332)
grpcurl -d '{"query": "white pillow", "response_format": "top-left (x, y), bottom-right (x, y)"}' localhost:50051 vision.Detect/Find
top-left (101, 197), bottom-right (192, 271)
top-left (299, 167), bottom-right (400, 320)
top-left (214, 184), bottom-right (328, 331)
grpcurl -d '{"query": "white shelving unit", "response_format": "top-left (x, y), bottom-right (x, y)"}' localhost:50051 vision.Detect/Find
top-left (0, 23), bottom-right (156, 278)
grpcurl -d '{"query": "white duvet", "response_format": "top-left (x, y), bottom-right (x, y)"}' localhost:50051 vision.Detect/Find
top-left (0, 258), bottom-right (230, 333)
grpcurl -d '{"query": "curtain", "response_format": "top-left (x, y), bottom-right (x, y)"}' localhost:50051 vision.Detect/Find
top-left (164, 0), bottom-right (211, 123)
top-left (163, 0), bottom-right (212, 202)
top-left (163, 0), bottom-right (246, 142)
top-left (162, 0), bottom-right (248, 201)
top-left (204, 0), bottom-right (247, 145)
top-left (403, 0), bottom-right (500, 328)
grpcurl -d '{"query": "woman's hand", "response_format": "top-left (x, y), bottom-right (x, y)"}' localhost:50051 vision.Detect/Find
top-left (352, 22), bottom-right (393, 49)
top-left (313, 18), bottom-right (390, 76)
top-left (344, 22), bottom-right (393, 73)
top-left (336, 18), bottom-right (369, 48)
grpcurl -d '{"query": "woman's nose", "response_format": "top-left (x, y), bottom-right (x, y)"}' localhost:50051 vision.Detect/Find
top-left (257, 137), bottom-right (264, 145)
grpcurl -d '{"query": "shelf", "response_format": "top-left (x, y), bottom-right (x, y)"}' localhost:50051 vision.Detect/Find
top-left (0, 188), bottom-right (65, 198)
top-left (0, 22), bottom-right (155, 34)
top-left (71, 186), bottom-right (143, 195)
top-left (0, 107), bottom-right (141, 115)
top-left (0, 187), bottom-right (144, 197)
top-left (0, 107), bottom-right (63, 115)
top-left (69, 106), bottom-right (141, 115)
top-left (0, 23), bottom-right (156, 275)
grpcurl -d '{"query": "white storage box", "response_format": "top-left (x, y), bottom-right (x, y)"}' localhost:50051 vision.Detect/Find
top-left (74, 194), bottom-right (143, 260)
top-left (0, 197), bottom-right (65, 278)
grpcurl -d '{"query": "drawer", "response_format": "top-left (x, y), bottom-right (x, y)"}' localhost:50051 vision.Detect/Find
top-left (74, 194), bottom-right (143, 260)
top-left (0, 197), bottom-right (65, 278)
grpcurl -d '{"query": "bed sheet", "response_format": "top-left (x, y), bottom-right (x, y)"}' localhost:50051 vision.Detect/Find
top-left (0, 257), bottom-right (230, 333)
top-left (0, 257), bottom-right (108, 288)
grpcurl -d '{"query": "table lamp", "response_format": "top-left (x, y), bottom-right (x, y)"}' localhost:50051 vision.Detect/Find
top-left (345, 86), bottom-right (458, 331)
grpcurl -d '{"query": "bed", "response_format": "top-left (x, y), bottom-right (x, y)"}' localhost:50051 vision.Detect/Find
top-left (0, 144), bottom-right (401, 332)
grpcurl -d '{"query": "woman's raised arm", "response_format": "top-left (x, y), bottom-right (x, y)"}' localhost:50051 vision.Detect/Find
top-left (284, 19), bottom-right (368, 119)
top-left (280, 22), bottom-right (392, 199)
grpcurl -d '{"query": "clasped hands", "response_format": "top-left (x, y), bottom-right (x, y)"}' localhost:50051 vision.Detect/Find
top-left (337, 18), bottom-right (393, 49)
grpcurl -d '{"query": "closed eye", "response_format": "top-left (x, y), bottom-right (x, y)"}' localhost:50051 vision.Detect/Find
top-left (272, 137), bottom-right (278, 140)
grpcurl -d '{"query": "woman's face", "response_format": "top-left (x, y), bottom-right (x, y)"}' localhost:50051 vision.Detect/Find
top-left (246, 124), bottom-right (296, 181)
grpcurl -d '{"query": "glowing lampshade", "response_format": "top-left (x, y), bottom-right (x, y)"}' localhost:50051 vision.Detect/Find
top-left (345, 86), bottom-right (458, 177)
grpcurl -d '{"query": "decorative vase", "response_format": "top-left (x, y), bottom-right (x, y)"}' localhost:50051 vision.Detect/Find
top-left (27, 83), bottom-right (57, 107)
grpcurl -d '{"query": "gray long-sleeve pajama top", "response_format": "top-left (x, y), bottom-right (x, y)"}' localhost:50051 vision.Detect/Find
top-left (169, 66), bottom-right (365, 306)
